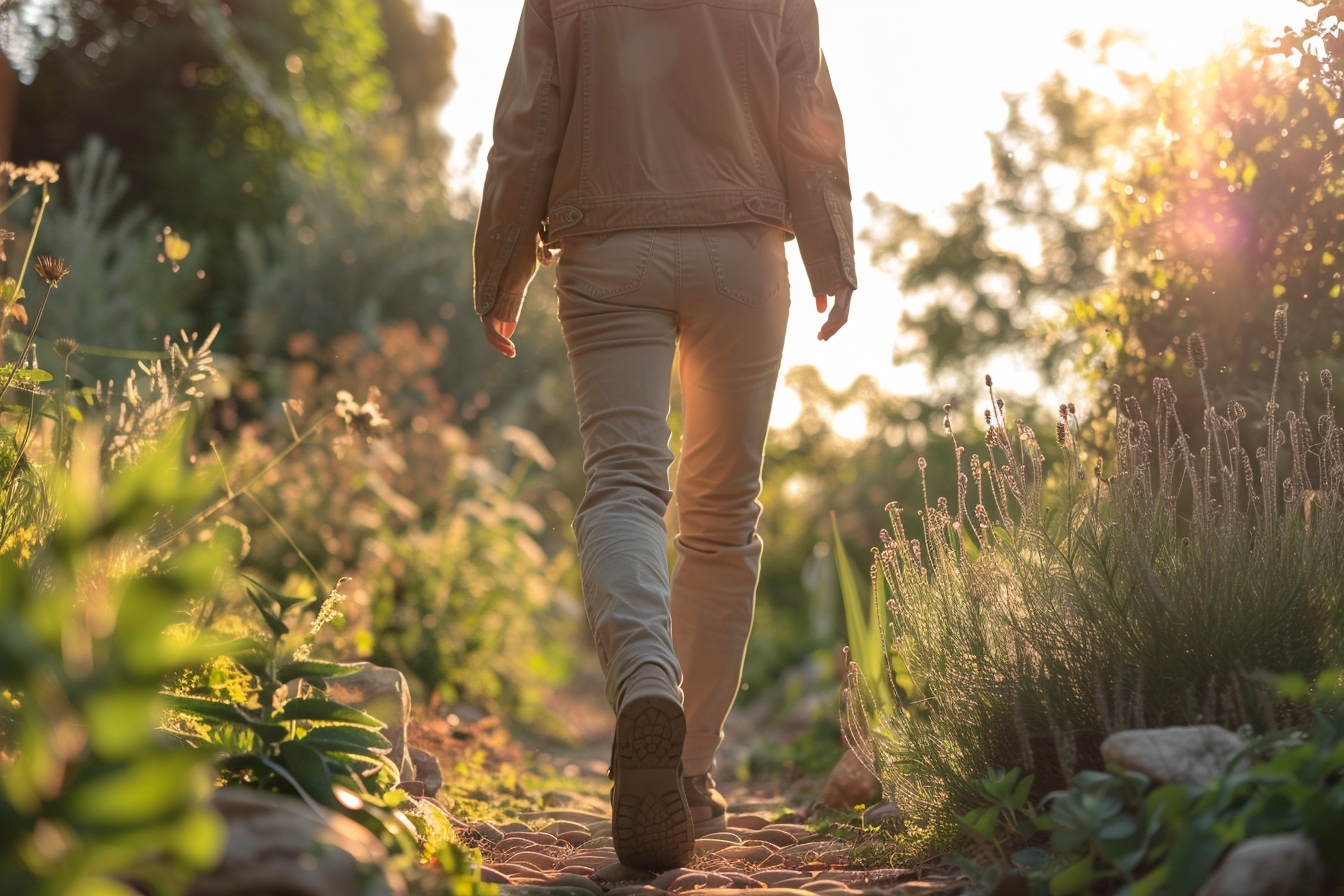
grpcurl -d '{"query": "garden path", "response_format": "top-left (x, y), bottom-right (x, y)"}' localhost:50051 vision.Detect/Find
top-left (409, 673), bottom-right (968, 896)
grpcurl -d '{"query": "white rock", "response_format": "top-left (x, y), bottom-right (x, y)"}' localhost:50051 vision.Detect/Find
top-left (1196, 833), bottom-right (1324, 896)
top-left (1100, 726), bottom-right (1245, 786)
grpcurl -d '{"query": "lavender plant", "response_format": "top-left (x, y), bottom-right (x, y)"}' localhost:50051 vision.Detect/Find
top-left (843, 305), bottom-right (1344, 843)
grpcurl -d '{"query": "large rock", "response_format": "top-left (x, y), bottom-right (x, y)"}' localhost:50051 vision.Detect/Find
top-left (325, 662), bottom-right (414, 780)
top-left (821, 748), bottom-right (882, 810)
top-left (1100, 726), bottom-right (1245, 786)
top-left (1196, 833), bottom-right (1325, 896)
top-left (189, 788), bottom-right (405, 896)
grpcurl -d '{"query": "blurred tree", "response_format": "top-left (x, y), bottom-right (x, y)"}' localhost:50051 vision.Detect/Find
top-left (7, 0), bottom-right (456, 344)
top-left (866, 18), bottom-right (1344, 435)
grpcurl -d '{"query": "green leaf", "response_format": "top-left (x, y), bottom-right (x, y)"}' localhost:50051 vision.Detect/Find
top-left (65, 750), bottom-right (204, 826)
top-left (955, 806), bottom-right (999, 840)
top-left (1117, 865), bottom-right (1168, 896)
top-left (240, 574), bottom-right (312, 617)
top-left (277, 740), bottom-right (337, 807)
top-left (245, 585), bottom-right (288, 638)
top-left (1009, 773), bottom-right (1035, 810)
top-left (1011, 847), bottom-right (1050, 871)
top-left (163, 694), bottom-right (257, 727)
top-left (276, 698), bottom-right (384, 729)
top-left (275, 660), bottom-right (364, 684)
top-left (297, 724), bottom-right (392, 754)
top-left (1049, 855), bottom-right (1099, 896)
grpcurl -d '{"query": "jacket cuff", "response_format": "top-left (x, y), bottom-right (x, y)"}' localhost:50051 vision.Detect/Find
top-left (480, 289), bottom-right (525, 323)
top-left (803, 256), bottom-right (857, 297)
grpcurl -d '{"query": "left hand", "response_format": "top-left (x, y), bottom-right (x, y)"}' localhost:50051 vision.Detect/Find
top-left (815, 286), bottom-right (855, 341)
top-left (481, 314), bottom-right (518, 358)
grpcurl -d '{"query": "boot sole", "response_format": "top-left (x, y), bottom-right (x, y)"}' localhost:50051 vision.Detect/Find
top-left (612, 696), bottom-right (694, 871)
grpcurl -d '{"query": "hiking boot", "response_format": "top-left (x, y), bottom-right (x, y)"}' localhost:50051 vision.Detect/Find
top-left (684, 772), bottom-right (728, 835)
top-left (609, 678), bottom-right (694, 870)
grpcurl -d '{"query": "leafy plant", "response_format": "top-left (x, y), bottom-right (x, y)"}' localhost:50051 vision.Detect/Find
top-left (846, 307), bottom-right (1344, 849)
top-left (0, 433), bottom-right (226, 896)
top-left (954, 669), bottom-right (1344, 896)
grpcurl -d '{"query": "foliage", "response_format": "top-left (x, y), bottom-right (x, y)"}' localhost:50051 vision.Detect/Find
top-left (954, 669), bottom-right (1344, 896)
top-left (845, 309), bottom-right (1344, 851)
top-left (0, 433), bottom-right (227, 896)
top-left (167, 574), bottom-right (491, 886)
top-left (864, 21), bottom-right (1344, 439)
top-left (11, 0), bottom-right (458, 342)
top-left (225, 323), bottom-right (581, 729)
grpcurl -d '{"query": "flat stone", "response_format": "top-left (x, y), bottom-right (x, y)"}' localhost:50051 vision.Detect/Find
top-left (701, 831), bottom-right (745, 843)
top-left (720, 872), bottom-right (764, 888)
top-left (470, 822), bottom-right (506, 844)
top-left (545, 873), bottom-right (605, 896)
top-left (1101, 726), bottom-right (1246, 787)
top-left (859, 802), bottom-right (902, 828)
top-left (650, 869), bottom-right (696, 890)
top-left (593, 862), bottom-right (659, 885)
top-left (718, 845), bottom-right (775, 863)
top-left (697, 838), bottom-right (742, 854)
top-left (479, 867), bottom-right (513, 885)
top-left (543, 820), bottom-right (592, 836)
top-left (820, 750), bottom-right (881, 810)
top-left (494, 864), bottom-right (546, 879)
top-left (499, 888), bottom-right (594, 896)
top-left (520, 810), bottom-right (609, 824)
top-left (511, 831), bottom-right (563, 846)
top-left (1196, 833), bottom-right (1325, 896)
top-left (509, 851), bottom-right (561, 870)
top-left (729, 815), bottom-right (772, 831)
top-left (499, 822), bottom-right (533, 834)
top-left (762, 824), bottom-right (813, 838)
top-left (581, 837), bottom-right (615, 850)
top-left (558, 830), bottom-right (592, 847)
top-left (751, 871), bottom-right (808, 886)
top-left (746, 830), bottom-right (797, 848)
top-left (606, 888), bottom-right (670, 896)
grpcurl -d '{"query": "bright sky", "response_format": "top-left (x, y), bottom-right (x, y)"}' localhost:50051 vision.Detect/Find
top-left (424, 0), bottom-right (1306, 429)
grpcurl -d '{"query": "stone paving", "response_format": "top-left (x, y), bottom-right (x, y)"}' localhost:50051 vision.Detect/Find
top-left (462, 800), bottom-right (966, 896)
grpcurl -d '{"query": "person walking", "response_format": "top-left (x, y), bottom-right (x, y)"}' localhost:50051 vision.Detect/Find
top-left (473, 0), bottom-right (856, 871)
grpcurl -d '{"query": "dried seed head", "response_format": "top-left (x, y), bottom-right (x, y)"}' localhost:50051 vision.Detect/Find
top-left (1067, 402), bottom-right (1076, 415)
top-left (34, 255), bottom-right (71, 286)
top-left (1059, 403), bottom-right (1069, 418)
top-left (996, 398), bottom-right (1005, 411)
top-left (917, 457), bottom-right (927, 471)
top-left (943, 403), bottom-right (952, 413)
top-left (1188, 332), bottom-right (1207, 371)
top-left (1124, 396), bottom-right (1142, 420)
top-left (1274, 304), bottom-right (1288, 343)
top-left (53, 337), bottom-right (79, 359)
top-left (1056, 420), bottom-right (1068, 446)
top-left (1229, 400), bottom-right (1246, 421)
top-left (1321, 369), bottom-right (1334, 391)
top-left (984, 409), bottom-right (992, 425)
top-left (985, 374), bottom-right (993, 388)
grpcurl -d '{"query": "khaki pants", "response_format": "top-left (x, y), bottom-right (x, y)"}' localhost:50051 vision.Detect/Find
top-left (556, 225), bottom-right (790, 776)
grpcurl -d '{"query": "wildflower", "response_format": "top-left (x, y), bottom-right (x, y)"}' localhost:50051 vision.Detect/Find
top-left (985, 374), bottom-right (993, 388)
top-left (1229, 401), bottom-right (1246, 421)
top-left (1056, 420), bottom-right (1068, 447)
top-left (1188, 332), bottom-right (1207, 371)
top-left (34, 256), bottom-right (71, 286)
top-left (335, 387), bottom-right (391, 441)
top-left (0, 229), bottom-right (13, 263)
top-left (22, 162), bottom-right (59, 185)
top-left (1274, 304), bottom-right (1288, 344)
top-left (0, 162), bottom-right (17, 185)
top-left (1124, 396), bottom-right (1142, 421)
top-left (1322, 369), bottom-right (1334, 391)
top-left (53, 338), bottom-right (79, 359)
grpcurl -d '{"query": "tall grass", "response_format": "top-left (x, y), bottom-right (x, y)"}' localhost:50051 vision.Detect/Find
top-left (842, 306), bottom-right (1344, 840)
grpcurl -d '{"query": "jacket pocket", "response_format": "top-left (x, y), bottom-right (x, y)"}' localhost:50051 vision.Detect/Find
top-left (556, 229), bottom-right (658, 300)
top-left (702, 224), bottom-right (788, 307)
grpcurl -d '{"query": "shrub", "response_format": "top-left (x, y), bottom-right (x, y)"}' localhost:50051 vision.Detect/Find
top-left (845, 306), bottom-right (1344, 846)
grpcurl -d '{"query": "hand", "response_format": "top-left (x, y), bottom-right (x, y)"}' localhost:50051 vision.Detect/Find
top-left (815, 286), bottom-right (855, 341)
top-left (481, 314), bottom-right (518, 358)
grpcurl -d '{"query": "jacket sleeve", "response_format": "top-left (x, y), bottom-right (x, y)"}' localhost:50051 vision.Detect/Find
top-left (473, 0), bottom-right (564, 322)
top-left (778, 0), bottom-right (857, 297)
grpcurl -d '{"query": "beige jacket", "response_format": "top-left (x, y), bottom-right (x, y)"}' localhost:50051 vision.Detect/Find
top-left (473, 0), bottom-right (857, 322)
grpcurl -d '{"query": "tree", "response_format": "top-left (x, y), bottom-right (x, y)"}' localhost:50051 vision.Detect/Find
top-left (865, 17), bottom-right (1344, 436)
